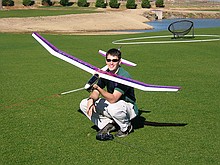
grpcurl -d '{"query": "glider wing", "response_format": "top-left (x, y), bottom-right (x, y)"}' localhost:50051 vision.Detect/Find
top-left (32, 32), bottom-right (98, 75)
top-left (96, 70), bottom-right (180, 92)
top-left (32, 32), bottom-right (181, 92)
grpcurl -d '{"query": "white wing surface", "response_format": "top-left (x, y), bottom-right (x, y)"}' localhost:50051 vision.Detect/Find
top-left (32, 32), bottom-right (97, 75)
top-left (32, 32), bottom-right (181, 92)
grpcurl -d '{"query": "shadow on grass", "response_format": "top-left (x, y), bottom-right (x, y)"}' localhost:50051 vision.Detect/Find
top-left (78, 109), bottom-right (187, 132)
top-left (132, 109), bottom-right (187, 129)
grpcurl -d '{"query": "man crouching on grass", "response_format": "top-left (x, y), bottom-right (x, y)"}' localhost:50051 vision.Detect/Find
top-left (80, 48), bottom-right (138, 141)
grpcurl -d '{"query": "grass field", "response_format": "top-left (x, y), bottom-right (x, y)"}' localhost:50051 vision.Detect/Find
top-left (1, 28), bottom-right (220, 164)
top-left (0, 7), bottom-right (99, 18)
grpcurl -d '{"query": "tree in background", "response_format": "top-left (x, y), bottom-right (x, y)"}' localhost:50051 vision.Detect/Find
top-left (109, 0), bottom-right (120, 8)
top-left (126, 0), bottom-right (137, 9)
top-left (60, 0), bottom-right (73, 6)
top-left (141, 0), bottom-right (151, 8)
top-left (60, 0), bottom-right (69, 6)
top-left (2, 0), bottom-right (14, 6)
top-left (23, 0), bottom-right (35, 6)
top-left (95, 0), bottom-right (107, 8)
top-left (155, 0), bottom-right (164, 7)
top-left (42, 0), bottom-right (52, 6)
top-left (77, 0), bottom-right (89, 7)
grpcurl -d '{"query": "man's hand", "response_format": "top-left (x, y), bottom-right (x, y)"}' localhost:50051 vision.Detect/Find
top-left (92, 84), bottom-right (99, 90)
top-left (86, 98), bottom-right (96, 117)
top-left (92, 84), bottom-right (122, 104)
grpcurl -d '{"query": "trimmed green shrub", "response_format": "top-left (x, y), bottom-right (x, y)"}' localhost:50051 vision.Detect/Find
top-left (95, 0), bottom-right (107, 8)
top-left (141, 0), bottom-right (151, 8)
top-left (60, 0), bottom-right (68, 6)
top-left (2, 0), bottom-right (14, 6)
top-left (60, 0), bottom-right (73, 6)
top-left (109, 0), bottom-right (120, 8)
top-left (77, 0), bottom-right (90, 7)
top-left (23, 0), bottom-right (35, 6)
top-left (155, 0), bottom-right (164, 7)
top-left (126, 0), bottom-right (137, 9)
top-left (42, 0), bottom-right (52, 6)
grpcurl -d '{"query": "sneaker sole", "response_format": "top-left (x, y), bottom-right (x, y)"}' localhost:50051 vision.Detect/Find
top-left (115, 125), bottom-right (133, 138)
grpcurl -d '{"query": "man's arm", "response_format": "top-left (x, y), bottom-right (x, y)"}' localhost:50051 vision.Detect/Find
top-left (87, 89), bottom-right (99, 117)
top-left (93, 84), bottom-right (122, 104)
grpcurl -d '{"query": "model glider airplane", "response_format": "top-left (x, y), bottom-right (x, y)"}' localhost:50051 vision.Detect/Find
top-left (32, 32), bottom-right (181, 92)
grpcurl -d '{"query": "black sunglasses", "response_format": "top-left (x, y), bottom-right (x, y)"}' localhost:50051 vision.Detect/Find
top-left (106, 59), bottom-right (119, 62)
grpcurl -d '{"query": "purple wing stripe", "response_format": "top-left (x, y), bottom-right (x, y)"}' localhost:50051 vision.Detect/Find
top-left (33, 32), bottom-right (99, 72)
top-left (97, 70), bottom-right (181, 90)
top-left (33, 32), bottom-right (181, 91)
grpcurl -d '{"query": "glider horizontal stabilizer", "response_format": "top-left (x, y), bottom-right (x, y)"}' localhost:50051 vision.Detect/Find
top-left (99, 50), bottom-right (137, 67)
top-left (32, 32), bottom-right (181, 92)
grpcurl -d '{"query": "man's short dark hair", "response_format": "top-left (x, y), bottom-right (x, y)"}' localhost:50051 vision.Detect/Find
top-left (106, 48), bottom-right (121, 60)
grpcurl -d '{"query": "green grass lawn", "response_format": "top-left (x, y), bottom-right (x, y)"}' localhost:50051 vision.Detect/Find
top-left (1, 28), bottom-right (220, 164)
top-left (0, 7), bottom-right (99, 18)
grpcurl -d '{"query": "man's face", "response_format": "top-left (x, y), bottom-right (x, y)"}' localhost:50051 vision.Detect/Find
top-left (106, 54), bottom-right (121, 73)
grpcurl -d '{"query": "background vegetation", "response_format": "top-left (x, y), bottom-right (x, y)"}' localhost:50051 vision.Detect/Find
top-left (1, 27), bottom-right (220, 164)
top-left (2, 0), bottom-right (220, 10)
top-left (1, 0), bottom-right (163, 8)
top-left (0, 7), bottom-right (98, 18)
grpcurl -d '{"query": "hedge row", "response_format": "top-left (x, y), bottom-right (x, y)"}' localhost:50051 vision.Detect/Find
top-left (2, 0), bottom-right (164, 8)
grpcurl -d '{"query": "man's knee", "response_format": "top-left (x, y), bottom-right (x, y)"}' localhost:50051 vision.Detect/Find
top-left (80, 98), bottom-right (87, 113)
top-left (107, 102), bottom-right (126, 117)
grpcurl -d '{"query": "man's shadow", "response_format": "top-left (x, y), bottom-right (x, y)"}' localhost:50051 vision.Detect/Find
top-left (131, 109), bottom-right (187, 129)
top-left (78, 109), bottom-right (187, 132)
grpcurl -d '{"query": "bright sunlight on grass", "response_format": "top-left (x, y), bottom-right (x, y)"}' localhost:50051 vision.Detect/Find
top-left (1, 27), bottom-right (220, 164)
